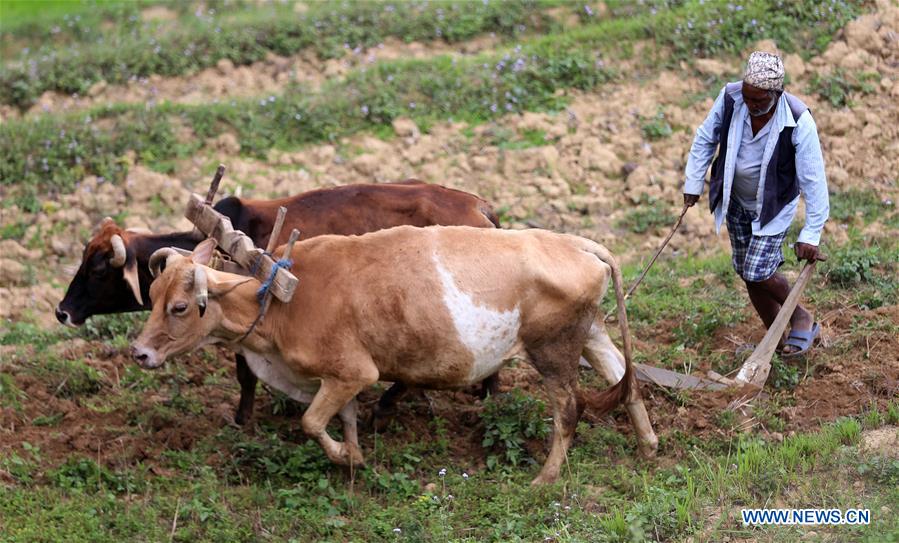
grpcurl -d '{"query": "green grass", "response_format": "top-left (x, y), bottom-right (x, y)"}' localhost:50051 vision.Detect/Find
top-left (0, 0), bottom-right (556, 109)
top-left (0, 35), bottom-right (613, 198)
top-left (616, 197), bottom-right (677, 234)
top-left (829, 188), bottom-right (895, 225)
top-left (613, 250), bottom-right (744, 354)
top-left (1, 404), bottom-right (895, 542)
top-left (0, 0), bottom-right (111, 28)
top-left (0, 371), bottom-right (25, 410)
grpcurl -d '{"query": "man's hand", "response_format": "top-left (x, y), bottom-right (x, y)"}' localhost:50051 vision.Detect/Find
top-left (794, 242), bottom-right (824, 262)
top-left (683, 193), bottom-right (700, 207)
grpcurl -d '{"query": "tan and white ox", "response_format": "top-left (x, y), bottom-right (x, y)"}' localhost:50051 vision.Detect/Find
top-left (131, 226), bottom-right (658, 484)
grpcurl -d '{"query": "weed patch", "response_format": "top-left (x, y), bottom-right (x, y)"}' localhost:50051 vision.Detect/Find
top-left (830, 188), bottom-right (891, 224)
top-left (807, 69), bottom-right (880, 108)
top-left (769, 356), bottom-right (801, 390)
top-left (49, 456), bottom-right (145, 494)
top-left (482, 390), bottom-right (550, 470)
top-left (0, 372), bottom-right (26, 410)
top-left (640, 110), bottom-right (673, 140)
top-left (617, 198), bottom-right (676, 234)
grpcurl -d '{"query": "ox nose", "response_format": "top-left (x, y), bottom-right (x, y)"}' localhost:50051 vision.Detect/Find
top-left (131, 345), bottom-right (159, 369)
top-left (55, 306), bottom-right (70, 325)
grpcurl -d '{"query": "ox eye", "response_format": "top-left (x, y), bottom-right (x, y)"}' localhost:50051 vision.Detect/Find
top-left (171, 302), bottom-right (189, 315)
top-left (91, 261), bottom-right (108, 275)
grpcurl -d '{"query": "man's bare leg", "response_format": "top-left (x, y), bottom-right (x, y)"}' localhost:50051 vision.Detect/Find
top-left (744, 272), bottom-right (814, 354)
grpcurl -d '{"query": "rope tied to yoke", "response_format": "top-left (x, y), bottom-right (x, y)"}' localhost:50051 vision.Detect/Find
top-left (256, 257), bottom-right (294, 303)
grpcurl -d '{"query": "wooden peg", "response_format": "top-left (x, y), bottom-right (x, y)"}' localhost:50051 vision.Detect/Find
top-left (205, 164), bottom-right (226, 206)
top-left (265, 206), bottom-right (288, 254)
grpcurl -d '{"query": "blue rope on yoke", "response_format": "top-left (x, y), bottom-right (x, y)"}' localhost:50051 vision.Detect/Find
top-left (257, 258), bottom-right (294, 303)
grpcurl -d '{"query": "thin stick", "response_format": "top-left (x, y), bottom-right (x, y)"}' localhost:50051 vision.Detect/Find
top-left (265, 206), bottom-right (288, 254)
top-left (205, 164), bottom-right (226, 206)
top-left (282, 229), bottom-right (300, 260)
top-left (169, 497), bottom-right (181, 542)
top-left (625, 204), bottom-right (689, 300)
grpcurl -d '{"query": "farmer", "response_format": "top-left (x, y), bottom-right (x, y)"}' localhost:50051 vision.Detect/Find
top-left (682, 51), bottom-right (829, 357)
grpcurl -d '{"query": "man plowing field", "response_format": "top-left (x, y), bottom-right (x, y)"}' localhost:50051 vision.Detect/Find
top-left (683, 51), bottom-right (830, 358)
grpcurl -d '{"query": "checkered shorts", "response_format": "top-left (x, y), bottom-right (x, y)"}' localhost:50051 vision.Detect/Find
top-left (726, 199), bottom-right (788, 282)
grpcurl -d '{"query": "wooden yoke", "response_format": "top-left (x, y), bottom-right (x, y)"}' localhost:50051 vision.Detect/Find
top-left (184, 193), bottom-right (299, 304)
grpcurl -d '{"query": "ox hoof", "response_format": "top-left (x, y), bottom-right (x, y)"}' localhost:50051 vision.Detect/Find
top-left (638, 437), bottom-right (659, 459)
top-left (330, 442), bottom-right (366, 467)
top-left (233, 409), bottom-right (251, 427)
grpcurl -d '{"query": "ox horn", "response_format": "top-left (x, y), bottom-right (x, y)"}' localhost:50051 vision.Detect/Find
top-left (194, 266), bottom-right (208, 318)
top-left (109, 234), bottom-right (127, 267)
top-left (148, 248), bottom-right (181, 278)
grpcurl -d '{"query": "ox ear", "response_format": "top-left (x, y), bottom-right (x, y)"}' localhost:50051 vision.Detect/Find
top-left (123, 259), bottom-right (144, 306)
top-left (191, 238), bottom-right (217, 267)
top-left (207, 269), bottom-right (252, 299)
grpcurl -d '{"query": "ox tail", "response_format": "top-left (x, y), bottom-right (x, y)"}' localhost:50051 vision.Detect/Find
top-left (479, 201), bottom-right (501, 228)
top-left (579, 241), bottom-right (635, 417)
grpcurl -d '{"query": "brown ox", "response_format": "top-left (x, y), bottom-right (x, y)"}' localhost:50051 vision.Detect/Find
top-left (55, 181), bottom-right (499, 425)
top-left (132, 227), bottom-right (658, 484)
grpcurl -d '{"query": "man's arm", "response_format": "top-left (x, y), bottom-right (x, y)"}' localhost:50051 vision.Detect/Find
top-left (793, 113), bottom-right (829, 259)
top-left (683, 87), bottom-right (726, 205)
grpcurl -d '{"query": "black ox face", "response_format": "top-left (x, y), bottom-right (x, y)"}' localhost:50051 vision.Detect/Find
top-left (56, 220), bottom-right (145, 327)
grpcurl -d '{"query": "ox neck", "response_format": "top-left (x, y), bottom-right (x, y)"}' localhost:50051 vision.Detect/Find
top-left (214, 279), bottom-right (277, 353)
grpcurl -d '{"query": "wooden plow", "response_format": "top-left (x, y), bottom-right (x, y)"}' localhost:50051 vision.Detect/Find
top-left (634, 261), bottom-right (821, 394)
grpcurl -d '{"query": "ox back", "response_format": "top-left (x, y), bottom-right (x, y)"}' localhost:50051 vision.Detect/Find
top-left (216, 180), bottom-right (499, 248)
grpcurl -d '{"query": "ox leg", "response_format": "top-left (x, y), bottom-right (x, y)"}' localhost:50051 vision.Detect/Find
top-left (282, 388), bottom-right (360, 451)
top-left (526, 323), bottom-right (588, 486)
top-left (583, 324), bottom-right (658, 457)
top-left (302, 373), bottom-right (376, 467)
top-left (234, 354), bottom-right (257, 426)
top-left (339, 398), bottom-right (359, 449)
top-left (532, 376), bottom-right (581, 486)
top-left (370, 382), bottom-right (409, 432)
top-left (583, 323), bottom-right (625, 385)
top-left (478, 372), bottom-right (501, 399)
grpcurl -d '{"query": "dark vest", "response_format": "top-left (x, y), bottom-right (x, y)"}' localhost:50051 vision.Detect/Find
top-left (708, 82), bottom-right (809, 227)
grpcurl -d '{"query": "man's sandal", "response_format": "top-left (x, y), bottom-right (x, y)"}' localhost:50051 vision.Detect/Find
top-left (781, 322), bottom-right (820, 359)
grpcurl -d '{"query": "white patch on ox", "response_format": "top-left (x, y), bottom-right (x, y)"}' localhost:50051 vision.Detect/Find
top-left (241, 348), bottom-right (320, 404)
top-left (433, 254), bottom-right (521, 384)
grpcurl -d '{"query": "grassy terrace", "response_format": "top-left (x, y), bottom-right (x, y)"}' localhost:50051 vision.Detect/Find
top-left (0, 0), bottom-right (867, 204)
top-left (0, 0), bottom-right (561, 108)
